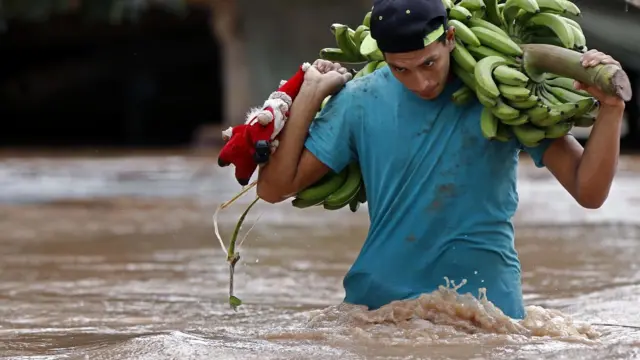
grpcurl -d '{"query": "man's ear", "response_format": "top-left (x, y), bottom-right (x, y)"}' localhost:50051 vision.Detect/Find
top-left (445, 26), bottom-right (456, 52)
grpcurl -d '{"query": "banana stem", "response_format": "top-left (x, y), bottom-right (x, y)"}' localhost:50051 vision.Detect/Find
top-left (227, 195), bottom-right (260, 262)
top-left (227, 195), bottom-right (260, 311)
top-left (213, 180), bottom-right (257, 255)
top-left (521, 44), bottom-right (632, 101)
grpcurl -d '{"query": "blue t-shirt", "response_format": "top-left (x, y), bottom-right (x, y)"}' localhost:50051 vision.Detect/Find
top-left (304, 66), bottom-right (552, 319)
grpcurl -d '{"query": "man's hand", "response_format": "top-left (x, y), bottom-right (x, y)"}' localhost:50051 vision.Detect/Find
top-left (574, 49), bottom-right (626, 108)
top-left (304, 59), bottom-right (352, 98)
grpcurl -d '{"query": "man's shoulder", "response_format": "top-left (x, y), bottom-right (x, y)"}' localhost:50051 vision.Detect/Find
top-left (341, 66), bottom-right (396, 97)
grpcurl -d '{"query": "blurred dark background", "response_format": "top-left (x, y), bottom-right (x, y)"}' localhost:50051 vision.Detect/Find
top-left (0, 0), bottom-right (221, 148)
top-left (0, 0), bottom-right (638, 149)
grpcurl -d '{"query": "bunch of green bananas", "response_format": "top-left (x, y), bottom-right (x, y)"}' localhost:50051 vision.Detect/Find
top-left (293, 0), bottom-right (626, 211)
top-left (288, 11), bottom-right (378, 213)
top-left (290, 162), bottom-right (367, 213)
top-left (318, 11), bottom-right (388, 77)
top-left (442, 0), bottom-right (599, 146)
top-left (316, 0), bottom-right (600, 148)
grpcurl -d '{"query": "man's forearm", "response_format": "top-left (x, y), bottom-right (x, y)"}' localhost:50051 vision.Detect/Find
top-left (258, 82), bottom-right (325, 189)
top-left (575, 104), bottom-right (625, 207)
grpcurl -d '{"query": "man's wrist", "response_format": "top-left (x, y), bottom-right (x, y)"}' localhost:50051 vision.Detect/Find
top-left (299, 82), bottom-right (328, 107)
top-left (599, 102), bottom-right (626, 118)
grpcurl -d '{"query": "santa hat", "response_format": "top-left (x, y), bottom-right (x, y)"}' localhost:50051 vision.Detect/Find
top-left (268, 62), bottom-right (311, 107)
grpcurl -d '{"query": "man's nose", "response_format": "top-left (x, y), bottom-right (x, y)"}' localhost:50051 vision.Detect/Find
top-left (419, 77), bottom-right (433, 92)
top-left (413, 72), bottom-right (432, 92)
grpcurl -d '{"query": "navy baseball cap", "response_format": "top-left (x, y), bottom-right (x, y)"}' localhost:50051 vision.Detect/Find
top-left (361, 0), bottom-right (448, 54)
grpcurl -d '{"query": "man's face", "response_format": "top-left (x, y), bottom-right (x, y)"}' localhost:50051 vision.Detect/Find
top-left (384, 27), bottom-right (456, 100)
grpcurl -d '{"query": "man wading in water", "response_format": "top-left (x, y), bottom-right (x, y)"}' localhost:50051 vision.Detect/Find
top-left (256, 0), bottom-right (626, 319)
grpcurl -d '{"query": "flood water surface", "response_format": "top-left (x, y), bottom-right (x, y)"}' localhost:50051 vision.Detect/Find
top-left (0, 152), bottom-right (639, 359)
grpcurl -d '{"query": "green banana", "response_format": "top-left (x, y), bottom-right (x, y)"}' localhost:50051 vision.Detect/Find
top-left (562, 0), bottom-right (581, 16)
top-left (452, 41), bottom-right (478, 73)
top-left (458, 0), bottom-right (487, 11)
top-left (476, 88), bottom-right (498, 107)
top-left (495, 123), bottom-right (513, 142)
top-left (353, 25), bottom-right (369, 49)
top-left (493, 67), bottom-right (530, 87)
top-left (449, 5), bottom-right (474, 22)
top-left (359, 33), bottom-right (384, 61)
top-left (332, 24), bottom-right (364, 61)
top-left (348, 196), bottom-right (361, 213)
top-left (572, 97), bottom-right (597, 117)
top-left (362, 11), bottom-right (371, 28)
top-left (470, 26), bottom-right (524, 56)
top-left (291, 197), bottom-right (324, 209)
top-left (491, 98), bottom-right (521, 120)
top-left (533, 109), bottom-right (564, 126)
top-left (501, 114), bottom-right (530, 125)
top-left (466, 45), bottom-right (519, 65)
top-left (452, 85), bottom-right (475, 105)
top-left (527, 36), bottom-right (566, 48)
top-left (544, 84), bottom-right (589, 103)
top-left (526, 104), bottom-right (551, 123)
top-left (572, 114), bottom-right (595, 127)
top-left (452, 64), bottom-right (478, 91)
top-left (353, 60), bottom-right (380, 78)
top-left (498, 84), bottom-right (531, 101)
top-left (512, 123), bottom-right (546, 147)
top-left (324, 162), bottom-right (363, 210)
top-left (544, 76), bottom-right (590, 97)
top-left (467, 17), bottom-right (510, 38)
top-left (536, 0), bottom-right (567, 13)
top-left (449, 19), bottom-right (482, 47)
top-left (545, 121), bottom-right (573, 138)
top-left (559, 15), bottom-right (582, 31)
top-left (319, 48), bottom-right (367, 64)
top-left (296, 169), bottom-right (348, 202)
top-left (376, 61), bottom-right (388, 70)
top-left (563, 19), bottom-right (586, 50)
top-left (441, 0), bottom-right (455, 10)
top-left (525, 13), bottom-right (575, 49)
top-left (480, 106), bottom-right (499, 140)
top-left (474, 55), bottom-right (509, 98)
top-left (483, 0), bottom-right (504, 28)
top-left (507, 95), bottom-right (540, 109)
top-left (536, 84), bottom-right (562, 106)
top-left (502, 0), bottom-right (540, 26)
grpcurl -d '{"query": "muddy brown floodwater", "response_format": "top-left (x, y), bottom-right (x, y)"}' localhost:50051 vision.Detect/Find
top-left (0, 150), bottom-right (639, 360)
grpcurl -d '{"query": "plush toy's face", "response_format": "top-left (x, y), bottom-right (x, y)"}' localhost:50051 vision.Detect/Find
top-left (217, 125), bottom-right (257, 186)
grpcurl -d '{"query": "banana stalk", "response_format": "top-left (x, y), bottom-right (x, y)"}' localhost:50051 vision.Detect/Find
top-left (223, 195), bottom-right (261, 311)
top-left (521, 44), bottom-right (633, 101)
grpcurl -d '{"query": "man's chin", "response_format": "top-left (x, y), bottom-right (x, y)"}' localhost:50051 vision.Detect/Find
top-left (415, 87), bottom-right (443, 100)
top-left (417, 91), bottom-right (438, 100)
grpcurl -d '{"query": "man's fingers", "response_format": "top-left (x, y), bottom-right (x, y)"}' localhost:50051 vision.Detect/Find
top-left (329, 62), bottom-right (342, 72)
top-left (601, 56), bottom-right (621, 67)
top-left (314, 59), bottom-right (331, 72)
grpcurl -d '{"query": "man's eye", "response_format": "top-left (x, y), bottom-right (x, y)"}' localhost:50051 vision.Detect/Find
top-left (423, 61), bottom-right (435, 67)
top-left (393, 67), bottom-right (406, 72)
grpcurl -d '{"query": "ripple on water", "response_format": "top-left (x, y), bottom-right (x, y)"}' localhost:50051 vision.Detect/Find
top-left (1, 155), bottom-right (640, 359)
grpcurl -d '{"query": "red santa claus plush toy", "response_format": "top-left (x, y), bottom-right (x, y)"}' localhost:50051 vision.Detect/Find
top-left (218, 62), bottom-right (311, 186)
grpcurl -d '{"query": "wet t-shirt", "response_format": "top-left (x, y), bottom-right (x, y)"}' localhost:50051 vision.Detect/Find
top-left (304, 66), bottom-right (552, 319)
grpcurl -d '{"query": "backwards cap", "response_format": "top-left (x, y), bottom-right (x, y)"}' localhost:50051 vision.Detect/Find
top-left (361, 0), bottom-right (448, 54)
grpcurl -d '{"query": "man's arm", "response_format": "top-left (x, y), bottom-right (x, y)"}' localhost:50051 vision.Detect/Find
top-left (537, 49), bottom-right (626, 209)
top-left (542, 104), bottom-right (624, 209)
top-left (257, 83), bottom-right (331, 203)
top-left (257, 60), bottom-right (353, 203)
